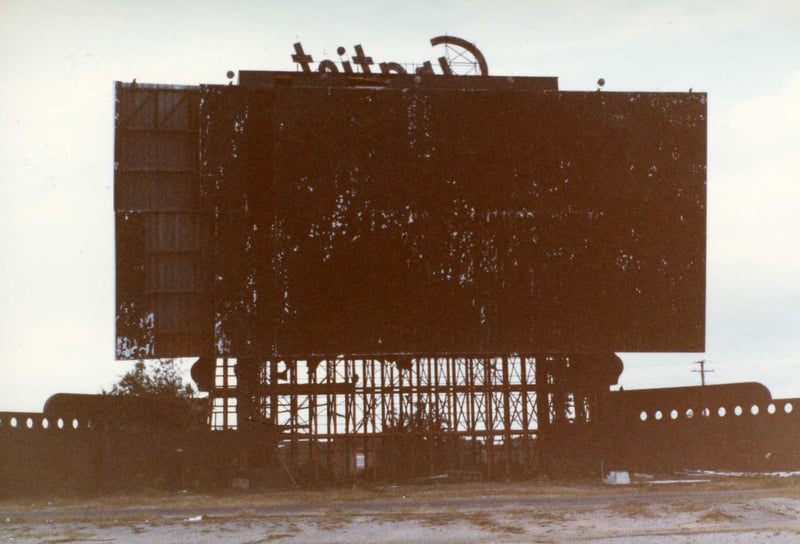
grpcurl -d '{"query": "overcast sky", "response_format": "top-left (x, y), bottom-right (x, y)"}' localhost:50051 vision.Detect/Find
top-left (1, 1), bottom-right (798, 411)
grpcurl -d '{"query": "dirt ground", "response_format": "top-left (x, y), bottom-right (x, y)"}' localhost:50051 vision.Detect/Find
top-left (2, 476), bottom-right (800, 543)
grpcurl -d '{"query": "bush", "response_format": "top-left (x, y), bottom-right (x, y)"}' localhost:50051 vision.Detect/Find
top-left (106, 359), bottom-right (194, 399)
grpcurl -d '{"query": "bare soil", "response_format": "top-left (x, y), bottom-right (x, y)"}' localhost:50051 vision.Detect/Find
top-left (2, 476), bottom-right (800, 543)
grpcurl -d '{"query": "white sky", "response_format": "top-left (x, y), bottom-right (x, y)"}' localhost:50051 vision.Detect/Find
top-left (1, 1), bottom-right (798, 411)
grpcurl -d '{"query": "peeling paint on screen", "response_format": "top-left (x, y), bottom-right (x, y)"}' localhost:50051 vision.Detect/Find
top-left (115, 75), bottom-right (706, 360)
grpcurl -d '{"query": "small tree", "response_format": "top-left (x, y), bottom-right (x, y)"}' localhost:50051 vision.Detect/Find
top-left (106, 359), bottom-right (194, 399)
top-left (102, 360), bottom-right (202, 490)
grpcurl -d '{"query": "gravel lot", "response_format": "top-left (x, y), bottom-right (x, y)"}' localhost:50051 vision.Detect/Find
top-left (2, 477), bottom-right (799, 543)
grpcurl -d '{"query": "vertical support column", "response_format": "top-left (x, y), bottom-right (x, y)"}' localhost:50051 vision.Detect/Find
top-left (344, 359), bottom-right (352, 479)
top-left (377, 359), bottom-right (386, 477)
top-left (534, 354), bottom-right (550, 473)
top-left (521, 355), bottom-right (530, 478)
top-left (551, 357), bottom-right (570, 426)
top-left (433, 357), bottom-right (443, 474)
top-left (427, 357), bottom-right (435, 476)
top-left (483, 357), bottom-right (494, 480)
top-left (446, 356), bottom-right (456, 470)
top-left (364, 359), bottom-right (372, 475)
top-left (389, 363), bottom-right (402, 480)
top-left (398, 363), bottom-right (405, 429)
top-left (289, 360), bottom-right (297, 467)
top-left (222, 357), bottom-right (229, 430)
top-left (269, 360), bottom-right (279, 425)
top-left (502, 356), bottom-right (512, 479)
top-left (412, 356), bottom-right (420, 477)
top-left (535, 355), bottom-right (550, 433)
top-left (308, 359), bottom-right (318, 482)
top-left (467, 357), bottom-right (477, 467)
top-left (326, 358), bottom-right (335, 478)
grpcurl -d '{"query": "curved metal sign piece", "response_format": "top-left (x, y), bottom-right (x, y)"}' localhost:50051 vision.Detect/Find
top-left (430, 35), bottom-right (489, 76)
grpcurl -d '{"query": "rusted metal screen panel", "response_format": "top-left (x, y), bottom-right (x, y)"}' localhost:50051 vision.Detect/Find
top-left (201, 84), bottom-right (706, 358)
top-left (114, 83), bottom-right (212, 359)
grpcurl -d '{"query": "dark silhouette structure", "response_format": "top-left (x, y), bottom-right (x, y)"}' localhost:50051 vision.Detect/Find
top-left (5, 45), bottom-right (797, 494)
top-left (109, 61), bottom-right (712, 480)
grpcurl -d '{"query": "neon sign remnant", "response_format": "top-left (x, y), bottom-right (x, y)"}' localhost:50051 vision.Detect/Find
top-left (291, 35), bottom-right (488, 76)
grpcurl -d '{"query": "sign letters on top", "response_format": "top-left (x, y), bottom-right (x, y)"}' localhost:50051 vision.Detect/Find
top-left (292, 36), bottom-right (488, 76)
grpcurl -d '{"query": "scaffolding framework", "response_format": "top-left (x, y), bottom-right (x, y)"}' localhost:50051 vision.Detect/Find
top-left (209, 354), bottom-right (616, 479)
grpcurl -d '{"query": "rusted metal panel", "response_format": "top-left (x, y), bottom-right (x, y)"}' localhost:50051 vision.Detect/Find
top-left (114, 172), bottom-right (199, 211)
top-left (201, 80), bottom-right (706, 358)
top-left (142, 213), bottom-right (207, 252)
top-left (116, 84), bottom-right (197, 130)
top-left (114, 83), bottom-right (211, 359)
top-left (116, 132), bottom-right (196, 172)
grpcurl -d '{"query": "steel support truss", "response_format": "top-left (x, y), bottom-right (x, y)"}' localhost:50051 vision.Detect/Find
top-left (209, 354), bottom-right (615, 481)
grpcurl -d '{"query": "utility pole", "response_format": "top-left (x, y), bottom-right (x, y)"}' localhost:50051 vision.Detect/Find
top-left (692, 360), bottom-right (713, 387)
